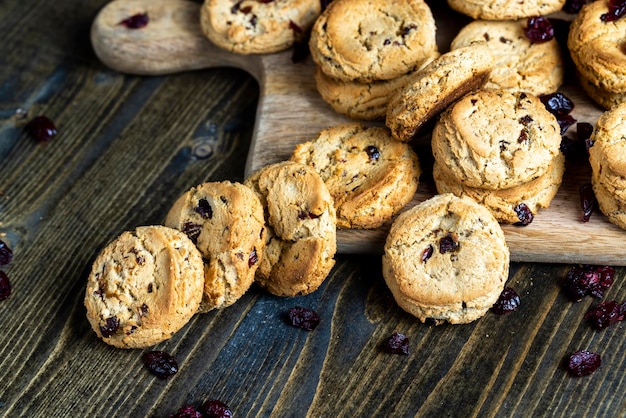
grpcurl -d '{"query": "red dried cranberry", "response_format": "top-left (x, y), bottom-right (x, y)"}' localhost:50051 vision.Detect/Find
top-left (601, 0), bottom-right (626, 22)
top-left (491, 287), bottom-right (521, 315)
top-left (169, 405), bottom-right (203, 418)
top-left (584, 300), bottom-right (625, 329)
top-left (143, 350), bottom-right (179, 379)
top-left (119, 12), bottom-right (149, 29)
top-left (195, 199), bottom-right (213, 219)
top-left (182, 222), bottom-right (202, 244)
top-left (200, 399), bottom-right (233, 418)
top-left (0, 240), bottom-right (13, 265)
top-left (577, 122), bottom-right (593, 142)
top-left (382, 332), bottom-right (410, 355)
top-left (365, 145), bottom-right (380, 162)
top-left (298, 210), bottom-right (320, 220)
top-left (26, 115), bottom-right (58, 142)
top-left (100, 316), bottom-right (120, 337)
top-left (567, 350), bottom-right (601, 377)
top-left (562, 265), bottom-right (615, 302)
top-left (421, 245), bottom-right (433, 263)
top-left (514, 203), bottom-right (534, 226)
top-left (288, 20), bottom-right (302, 33)
top-left (557, 114), bottom-right (577, 135)
top-left (524, 16), bottom-right (554, 43)
top-left (248, 249), bottom-right (258, 267)
top-left (287, 306), bottom-right (320, 331)
top-left (579, 183), bottom-right (596, 222)
top-left (539, 92), bottom-right (574, 118)
top-left (0, 271), bottom-right (11, 301)
top-left (439, 233), bottom-right (459, 254)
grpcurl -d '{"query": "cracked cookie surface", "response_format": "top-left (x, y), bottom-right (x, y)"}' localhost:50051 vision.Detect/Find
top-left (447, 0), bottom-right (566, 20)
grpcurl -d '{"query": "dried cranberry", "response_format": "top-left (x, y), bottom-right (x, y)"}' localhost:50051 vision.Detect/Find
top-left (562, 265), bottom-right (615, 301)
top-left (601, 0), bottom-right (626, 22)
top-left (401, 24), bottom-right (417, 37)
top-left (26, 115), bottom-right (58, 142)
top-left (100, 316), bottom-right (120, 337)
top-left (421, 245), bottom-right (433, 263)
top-left (0, 271), bottom-right (11, 301)
top-left (365, 145), bottom-right (380, 162)
top-left (524, 16), bottom-right (554, 43)
top-left (579, 183), bottom-right (596, 222)
top-left (195, 199), bottom-right (213, 219)
top-left (182, 222), bottom-right (202, 244)
top-left (143, 350), bottom-right (179, 379)
top-left (287, 306), bottom-right (320, 331)
top-left (119, 12), bottom-right (149, 29)
top-left (439, 233), bottom-right (459, 254)
top-left (297, 210), bottom-right (320, 220)
top-left (382, 332), bottom-right (410, 355)
top-left (577, 122), bottom-right (593, 142)
top-left (169, 405), bottom-right (203, 418)
top-left (491, 287), bottom-right (521, 314)
top-left (288, 20), bottom-right (302, 34)
top-left (557, 114), bottom-right (577, 135)
top-left (585, 301), bottom-right (625, 329)
top-left (514, 203), bottom-right (534, 226)
top-left (567, 350), bottom-right (601, 377)
top-left (200, 399), bottom-right (233, 418)
top-left (0, 240), bottom-right (13, 265)
top-left (564, 0), bottom-right (591, 13)
top-left (539, 92), bottom-right (574, 118)
top-left (248, 249), bottom-right (258, 267)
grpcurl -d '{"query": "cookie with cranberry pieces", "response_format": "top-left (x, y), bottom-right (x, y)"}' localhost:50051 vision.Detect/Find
top-left (447, 0), bottom-right (566, 20)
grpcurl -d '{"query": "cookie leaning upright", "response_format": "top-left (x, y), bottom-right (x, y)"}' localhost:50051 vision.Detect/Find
top-left (84, 225), bottom-right (205, 349)
top-left (165, 181), bottom-right (266, 312)
top-left (309, 0), bottom-right (438, 83)
top-left (200, 0), bottom-right (321, 54)
top-left (382, 194), bottom-right (510, 324)
top-left (568, 0), bottom-right (626, 109)
top-left (385, 42), bottom-right (494, 142)
top-left (291, 123), bottom-right (421, 229)
top-left (245, 161), bottom-right (337, 297)
top-left (447, 0), bottom-right (566, 20)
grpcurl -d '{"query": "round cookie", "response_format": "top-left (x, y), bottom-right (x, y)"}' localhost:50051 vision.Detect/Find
top-left (291, 123), bottom-right (421, 229)
top-left (592, 173), bottom-right (626, 230)
top-left (588, 102), bottom-right (626, 206)
top-left (385, 42), bottom-right (494, 142)
top-left (450, 19), bottom-right (563, 96)
top-left (309, 0), bottom-right (438, 82)
top-left (244, 161), bottom-right (337, 297)
top-left (568, 1), bottom-right (626, 97)
top-left (579, 72), bottom-right (626, 110)
top-left (84, 225), bottom-right (205, 349)
top-left (382, 193), bottom-right (510, 324)
top-left (165, 181), bottom-right (266, 312)
top-left (447, 0), bottom-right (566, 20)
top-left (433, 153), bottom-right (565, 224)
top-left (314, 54), bottom-right (438, 120)
top-left (200, 0), bottom-right (321, 54)
top-left (431, 89), bottom-right (562, 190)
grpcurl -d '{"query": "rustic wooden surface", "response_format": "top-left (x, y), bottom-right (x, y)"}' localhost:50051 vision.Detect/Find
top-left (1, 0), bottom-right (625, 417)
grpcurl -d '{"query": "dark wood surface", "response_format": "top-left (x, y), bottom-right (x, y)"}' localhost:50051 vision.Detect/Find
top-left (1, 1), bottom-right (625, 417)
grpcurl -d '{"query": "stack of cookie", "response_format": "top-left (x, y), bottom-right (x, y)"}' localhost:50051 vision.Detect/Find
top-left (568, 0), bottom-right (626, 110)
top-left (588, 103), bottom-right (626, 229)
top-left (308, 0), bottom-right (440, 120)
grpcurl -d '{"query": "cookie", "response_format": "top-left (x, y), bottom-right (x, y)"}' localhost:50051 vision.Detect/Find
top-left (579, 72), bottom-right (626, 111)
top-left (431, 89), bottom-right (562, 190)
top-left (592, 173), bottom-right (626, 230)
top-left (314, 54), bottom-right (438, 120)
top-left (385, 42), bottom-right (494, 142)
top-left (200, 0), bottom-right (321, 54)
top-left (447, 0), bottom-right (566, 20)
top-left (382, 193), bottom-right (510, 324)
top-left (309, 0), bottom-right (438, 82)
top-left (291, 123), bottom-right (421, 229)
top-left (244, 161), bottom-right (337, 297)
top-left (450, 19), bottom-right (563, 96)
top-left (433, 153), bottom-right (565, 224)
top-left (568, 0), bottom-right (626, 103)
top-left (84, 225), bottom-right (205, 349)
top-left (588, 102), bottom-right (626, 206)
top-left (165, 181), bottom-right (266, 312)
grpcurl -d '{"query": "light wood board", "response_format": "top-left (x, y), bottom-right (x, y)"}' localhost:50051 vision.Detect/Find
top-left (91, 0), bottom-right (626, 264)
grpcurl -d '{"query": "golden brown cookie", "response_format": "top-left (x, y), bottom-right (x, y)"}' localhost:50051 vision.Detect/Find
top-left (431, 89), bottom-right (561, 190)
top-left (291, 123), bottom-right (421, 229)
top-left (165, 181), bottom-right (266, 312)
top-left (433, 153), bottom-right (565, 224)
top-left (385, 42), bottom-right (494, 142)
top-left (244, 161), bottom-right (337, 297)
top-left (309, 0), bottom-right (438, 82)
top-left (84, 225), bottom-right (205, 349)
top-left (382, 193), bottom-right (510, 324)
top-left (200, 0), bottom-right (321, 54)
top-left (450, 19), bottom-right (563, 96)
top-left (578, 72), bottom-right (626, 111)
top-left (447, 0), bottom-right (566, 20)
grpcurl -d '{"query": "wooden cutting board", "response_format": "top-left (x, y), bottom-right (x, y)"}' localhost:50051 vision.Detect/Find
top-left (91, 0), bottom-right (626, 264)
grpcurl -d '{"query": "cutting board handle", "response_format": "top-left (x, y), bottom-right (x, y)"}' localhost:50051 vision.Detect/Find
top-left (90, 0), bottom-right (261, 76)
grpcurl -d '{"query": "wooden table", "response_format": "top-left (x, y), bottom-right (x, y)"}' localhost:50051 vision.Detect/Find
top-left (1, 0), bottom-right (625, 417)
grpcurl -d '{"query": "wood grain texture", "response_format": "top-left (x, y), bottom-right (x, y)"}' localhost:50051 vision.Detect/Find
top-left (1, 0), bottom-right (625, 417)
